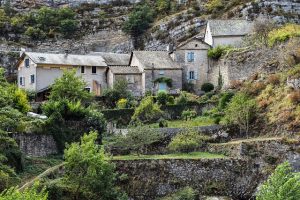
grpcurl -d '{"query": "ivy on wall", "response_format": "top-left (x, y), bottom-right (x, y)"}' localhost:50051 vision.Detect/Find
top-left (154, 77), bottom-right (173, 87)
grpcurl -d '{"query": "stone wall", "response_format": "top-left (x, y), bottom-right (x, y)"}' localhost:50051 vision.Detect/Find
top-left (13, 133), bottom-right (58, 157)
top-left (115, 158), bottom-right (262, 200)
top-left (208, 138), bottom-right (300, 171)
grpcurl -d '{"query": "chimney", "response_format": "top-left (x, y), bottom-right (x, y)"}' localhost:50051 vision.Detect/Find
top-left (64, 50), bottom-right (69, 57)
top-left (166, 44), bottom-right (174, 53)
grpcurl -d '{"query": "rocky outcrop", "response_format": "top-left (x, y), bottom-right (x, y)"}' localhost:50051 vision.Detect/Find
top-left (115, 158), bottom-right (262, 200)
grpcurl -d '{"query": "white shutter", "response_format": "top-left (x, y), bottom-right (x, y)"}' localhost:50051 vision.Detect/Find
top-left (194, 70), bottom-right (198, 80)
top-left (186, 71), bottom-right (190, 80)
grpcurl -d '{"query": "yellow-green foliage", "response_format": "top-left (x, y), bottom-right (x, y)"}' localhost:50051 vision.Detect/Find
top-left (268, 24), bottom-right (300, 47)
top-left (287, 64), bottom-right (300, 79)
top-left (13, 89), bottom-right (31, 113)
top-left (117, 98), bottom-right (128, 109)
top-left (205, 0), bottom-right (223, 12)
top-left (256, 69), bottom-right (300, 130)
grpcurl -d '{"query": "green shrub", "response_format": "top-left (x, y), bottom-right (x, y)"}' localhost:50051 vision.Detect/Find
top-left (268, 24), bottom-right (300, 47)
top-left (201, 83), bottom-right (214, 93)
top-left (207, 45), bottom-right (231, 60)
top-left (256, 162), bottom-right (300, 200)
top-left (161, 186), bottom-right (197, 200)
top-left (12, 88), bottom-right (31, 113)
top-left (157, 91), bottom-right (169, 105)
top-left (181, 109), bottom-right (197, 121)
top-left (218, 92), bottom-right (234, 110)
top-left (0, 181), bottom-right (48, 200)
top-left (113, 126), bottom-right (164, 154)
top-left (24, 26), bottom-right (46, 40)
top-left (224, 92), bottom-right (257, 136)
top-left (168, 129), bottom-right (210, 153)
top-left (158, 118), bottom-right (168, 127)
top-left (167, 96), bottom-right (175, 105)
top-left (131, 96), bottom-right (163, 124)
top-left (117, 98), bottom-right (128, 109)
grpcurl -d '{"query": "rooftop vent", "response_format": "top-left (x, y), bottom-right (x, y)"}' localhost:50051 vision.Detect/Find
top-left (38, 57), bottom-right (46, 61)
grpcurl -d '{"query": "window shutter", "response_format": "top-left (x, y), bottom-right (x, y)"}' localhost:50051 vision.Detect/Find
top-left (186, 72), bottom-right (190, 80)
top-left (195, 71), bottom-right (198, 80)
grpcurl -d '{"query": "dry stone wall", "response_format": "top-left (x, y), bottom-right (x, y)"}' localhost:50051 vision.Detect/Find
top-left (13, 133), bottom-right (58, 157)
top-left (115, 158), bottom-right (262, 200)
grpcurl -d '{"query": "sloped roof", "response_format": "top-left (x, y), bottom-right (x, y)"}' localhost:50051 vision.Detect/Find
top-left (208, 20), bottom-right (254, 36)
top-left (110, 66), bottom-right (141, 74)
top-left (24, 52), bottom-right (107, 66)
top-left (131, 51), bottom-right (182, 69)
top-left (177, 36), bottom-right (211, 49)
top-left (89, 52), bottom-right (130, 66)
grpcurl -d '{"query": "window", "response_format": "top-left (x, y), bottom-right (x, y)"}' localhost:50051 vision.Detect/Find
top-left (159, 70), bottom-right (165, 75)
top-left (25, 59), bottom-right (30, 68)
top-left (30, 74), bottom-right (35, 84)
top-left (189, 71), bottom-right (195, 80)
top-left (187, 52), bottom-right (195, 62)
top-left (126, 75), bottom-right (135, 84)
top-left (84, 88), bottom-right (91, 92)
top-left (19, 77), bottom-right (25, 86)
top-left (158, 82), bottom-right (167, 91)
top-left (81, 66), bottom-right (85, 74)
top-left (92, 66), bottom-right (97, 74)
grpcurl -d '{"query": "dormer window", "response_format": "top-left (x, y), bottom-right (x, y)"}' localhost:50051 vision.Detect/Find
top-left (187, 52), bottom-right (195, 62)
top-left (25, 58), bottom-right (30, 68)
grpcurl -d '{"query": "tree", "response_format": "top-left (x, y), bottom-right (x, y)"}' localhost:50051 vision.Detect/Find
top-left (0, 181), bottom-right (48, 200)
top-left (122, 4), bottom-right (154, 37)
top-left (64, 131), bottom-right (126, 200)
top-left (103, 79), bottom-right (131, 108)
top-left (256, 162), bottom-right (300, 200)
top-left (49, 69), bottom-right (92, 103)
top-left (253, 19), bottom-right (275, 47)
top-left (224, 92), bottom-right (257, 136)
top-left (113, 126), bottom-right (163, 155)
top-left (131, 96), bottom-right (163, 124)
top-left (157, 91), bottom-right (169, 106)
top-left (60, 19), bottom-right (78, 37)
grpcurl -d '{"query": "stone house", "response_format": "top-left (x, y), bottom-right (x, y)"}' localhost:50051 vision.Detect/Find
top-left (204, 20), bottom-right (254, 47)
top-left (175, 37), bottom-right (211, 94)
top-left (129, 51), bottom-right (183, 94)
top-left (17, 51), bottom-right (108, 96)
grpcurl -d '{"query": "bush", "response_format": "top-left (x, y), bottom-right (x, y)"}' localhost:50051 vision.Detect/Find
top-left (181, 109), bottom-right (197, 121)
top-left (131, 96), bottom-right (163, 124)
top-left (201, 83), bottom-right (214, 93)
top-left (158, 118), bottom-right (168, 128)
top-left (207, 45), bottom-right (231, 60)
top-left (168, 129), bottom-right (210, 153)
top-left (267, 74), bottom-right (281, 85)
top-left (12, 88), bottom-right (31, 113)
top-left (157, 91), bottom-right (169, 105)
top-left (161, 187), bottom-right (197, 200)
top-left (268, 24), bottom-right (300, 47)
top-left (24, 26), bottom-right (46, 40)
top-left (0, 182), bottom-right (48, 200)
top-left (218, 92), bottom-right (234, 110)
top-left (256, 162), bottom-right (300, 200)
top-left (117, 98), bottom-right (128, 109)
top-left (167, 96), bottom-right (175, 105)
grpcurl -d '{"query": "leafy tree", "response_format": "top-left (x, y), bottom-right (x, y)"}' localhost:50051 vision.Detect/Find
top-left (103, 79), bottom-right (132, 108)
top-left (224, 92), bottom-right (257, 136)
top-left (201, 83), bottom-right (214, 93)
top-left (122, 4), bottom-right (154, 37)
top-left (181, 109), bottom-right (197, 121)
top-left (256, 162), bottom-right (300, 200)
top-left (131, 96), bottom-right (163, 124)
top-left (113, 126), bottom-right (163, 155)
top-left (0, 181), bottom-right (48, 200)
top-left (64, 131), bottom-right (126, 200)
top-left (49, 69), bottom-right (92, 103)
top-left (24, 27), bottom-right (46, 40)
top-left (156, 0), bottom-right (171, 14)
top-left (168, 128), bottom-right (210, 153)
top-left (60, 19), bottom-right (78, 37)
top-left (12, 88), bottom-right (30, 113)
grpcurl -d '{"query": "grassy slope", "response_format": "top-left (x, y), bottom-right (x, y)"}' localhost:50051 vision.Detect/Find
top-left (146, 116), bottom-right (215, 128)
top-left (112, 151), bottom-right (226, 160)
